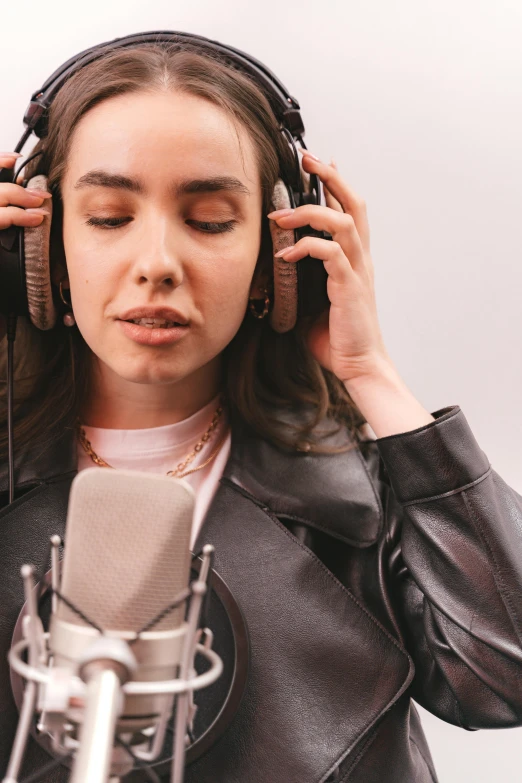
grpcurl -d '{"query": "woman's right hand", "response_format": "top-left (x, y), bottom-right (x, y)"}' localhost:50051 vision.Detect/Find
top-left (0, 151), bottom-right (52, 341)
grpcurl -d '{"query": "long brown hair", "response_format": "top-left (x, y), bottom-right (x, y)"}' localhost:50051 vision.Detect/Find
top-left (0, 41), bottom-right (365, 459)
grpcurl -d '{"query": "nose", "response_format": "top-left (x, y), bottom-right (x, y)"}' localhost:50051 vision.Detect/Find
top-left (131, 217), bottom-right (184, 292)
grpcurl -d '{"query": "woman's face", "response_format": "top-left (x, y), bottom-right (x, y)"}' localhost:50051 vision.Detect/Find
top-left (60, 89), bottom-right (265, 390)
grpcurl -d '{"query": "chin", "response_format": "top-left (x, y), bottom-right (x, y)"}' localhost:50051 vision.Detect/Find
top-left (95, 350), bottom-right (191, 386)
top-left (119, 363), bottom-right (190, 386)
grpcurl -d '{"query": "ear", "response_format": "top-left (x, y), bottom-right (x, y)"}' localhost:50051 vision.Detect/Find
top-left (51, 259), bottom-right (68, 287)
top-left (249, 215), bottom-right (273, 298)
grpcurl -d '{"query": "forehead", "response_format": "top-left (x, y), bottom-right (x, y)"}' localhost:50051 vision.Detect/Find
top-left (63, 90), bottom-right (260, 193)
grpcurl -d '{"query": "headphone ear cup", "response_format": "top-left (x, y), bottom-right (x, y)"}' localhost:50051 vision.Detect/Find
top-left (23, 174), bottom-right (57, 330)
top-left (268, 178), bottom-right (297, 334)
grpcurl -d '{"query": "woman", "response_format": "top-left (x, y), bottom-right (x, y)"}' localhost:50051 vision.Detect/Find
top-left (1, 39), bottom-right (522, 783)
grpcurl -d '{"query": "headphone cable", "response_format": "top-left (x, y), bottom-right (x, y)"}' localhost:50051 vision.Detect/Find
top-left (6, 313), bottom-right (18, 504)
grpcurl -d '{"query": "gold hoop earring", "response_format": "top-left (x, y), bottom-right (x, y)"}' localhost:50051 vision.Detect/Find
top-left (59, 280), bottom-right (76, 327)
top-left (59, 280), bottom-right (71, 306)
top-left (248, 287), bottom-right (271, 319)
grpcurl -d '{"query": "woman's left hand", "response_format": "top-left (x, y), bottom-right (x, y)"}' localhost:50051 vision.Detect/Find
top-left (267, 151), bottom-right (391, 386)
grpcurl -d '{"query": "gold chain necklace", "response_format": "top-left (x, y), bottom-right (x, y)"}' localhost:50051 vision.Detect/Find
top-left (76, 398), bottom-right (227, 479)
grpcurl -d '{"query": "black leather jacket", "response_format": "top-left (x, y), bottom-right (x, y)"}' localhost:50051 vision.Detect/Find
top-left (1, 403), bottom-right (522, 783)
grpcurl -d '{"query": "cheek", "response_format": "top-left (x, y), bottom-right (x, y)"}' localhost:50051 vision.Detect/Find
top-left (196, 227), bottom-right (263, 303)
top-left (193, 255), bottom-right (257, 321)
top-left (63, 224), bottom-right (120, 314)
top-left (64, 250), bottom-right (114, 335)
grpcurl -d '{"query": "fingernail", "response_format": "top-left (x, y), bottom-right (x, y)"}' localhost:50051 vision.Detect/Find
top-left (267, 208), bottom-right (294, 219)
top-left (274, 245), bottom-right (295, 257)
top-left (0, 151), bottom-right (23, 158)
top-left (25, 207), bottom-right (50, 216)
top-left (298, 147), bottom-right (320, 162)
top-left (26, 188), bottom-right (52, 198)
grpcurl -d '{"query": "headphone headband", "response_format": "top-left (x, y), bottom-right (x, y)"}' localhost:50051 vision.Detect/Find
top-left (23, 30), bottom-right (305, 140)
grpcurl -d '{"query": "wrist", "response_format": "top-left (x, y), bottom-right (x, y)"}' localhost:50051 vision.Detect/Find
top-left (342, 355), bottom-right (403, 395)
top-left (342, 360), bottom-right (435, 439)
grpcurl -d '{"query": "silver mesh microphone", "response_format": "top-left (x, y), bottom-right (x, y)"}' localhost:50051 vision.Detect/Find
top-left (57, 466), bottom-right (193, 631)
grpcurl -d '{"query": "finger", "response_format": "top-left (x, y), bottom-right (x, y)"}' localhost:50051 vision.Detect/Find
top-left (0, 181), bottom-right (52, 208)
top-left (323, 158), bottom-right (344, 212)
top-left (0, 205), bottom-right (49, 230)
top-left (0, 153), bottom-right (22, 168)
top-left (267, 204), bottom-right (366, 274)
top-left (0, 154), bottom-right (25, 186)
top-left (323, 184), bottom-right (344, 213)
top-left (0, 154), bottom-right (23, 179)
top-left (322, 158), bottom-right (344, 211)
top-left (274, 235), bottom-right (354, 285)
top-left (299, 152), bottom-right (370, 251)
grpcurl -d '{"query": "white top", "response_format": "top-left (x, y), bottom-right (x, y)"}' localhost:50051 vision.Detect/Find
top-left (76, 394), bottom-right (231, 549)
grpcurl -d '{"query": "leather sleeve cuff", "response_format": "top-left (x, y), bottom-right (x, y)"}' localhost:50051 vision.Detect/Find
top-left (374, 405), bottom-right (491, 505)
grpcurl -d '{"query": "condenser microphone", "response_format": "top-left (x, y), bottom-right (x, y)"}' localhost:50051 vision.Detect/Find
top-left (4, 467), bottom-right (223, 783)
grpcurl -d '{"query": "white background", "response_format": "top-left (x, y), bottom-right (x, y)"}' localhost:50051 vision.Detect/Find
top-left (1, 1), bottom-right (521, 779)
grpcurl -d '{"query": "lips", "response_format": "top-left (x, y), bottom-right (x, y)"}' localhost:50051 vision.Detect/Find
top-left (118, 306), bottom-right (189, 326)
top-left (127, 317), bottom-right (180, 328)
top-left (118, 319), bottom-right (190, 346)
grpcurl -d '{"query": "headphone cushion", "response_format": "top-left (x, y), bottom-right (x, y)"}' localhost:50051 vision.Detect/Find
top-left (24, 175), bottom-right (57, 330)
top-left (268, 178), bottom-right (298, 333)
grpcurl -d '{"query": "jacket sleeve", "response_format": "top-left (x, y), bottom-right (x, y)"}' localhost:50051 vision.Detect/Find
top-left (373, 404), bottom-right (522, 730)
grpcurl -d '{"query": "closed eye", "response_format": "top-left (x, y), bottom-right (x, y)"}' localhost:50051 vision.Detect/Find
top-left (188, 220), bottom-right (237, 234)
top-left (84, 216), bottom-right (237, 234)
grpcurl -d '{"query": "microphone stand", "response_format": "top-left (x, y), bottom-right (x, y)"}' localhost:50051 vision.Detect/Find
top-left (70, 637), bottom-right (137, 783)
top-left (3, 565), bottom-right (43, 783)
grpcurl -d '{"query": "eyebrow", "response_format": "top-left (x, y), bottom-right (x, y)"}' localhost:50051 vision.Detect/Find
top-left (74, 170), bottom-right (251, 197)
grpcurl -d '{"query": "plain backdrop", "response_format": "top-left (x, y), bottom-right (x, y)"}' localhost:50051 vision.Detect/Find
top-left (1, 1), bottom-right (521, 780)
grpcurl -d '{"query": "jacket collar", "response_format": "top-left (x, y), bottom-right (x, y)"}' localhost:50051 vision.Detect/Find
top-left (0, 409), bottom-right (383, 547)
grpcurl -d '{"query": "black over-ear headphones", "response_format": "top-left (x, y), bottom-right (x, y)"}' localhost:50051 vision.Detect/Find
top-left (0, 30), bottom-right (332, 503)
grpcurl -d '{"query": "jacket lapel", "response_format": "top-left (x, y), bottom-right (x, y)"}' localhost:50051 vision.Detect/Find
top-left (216, 408), bottom-right (384, 547)
top-left (186, 413), bottom-right (413, 782)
